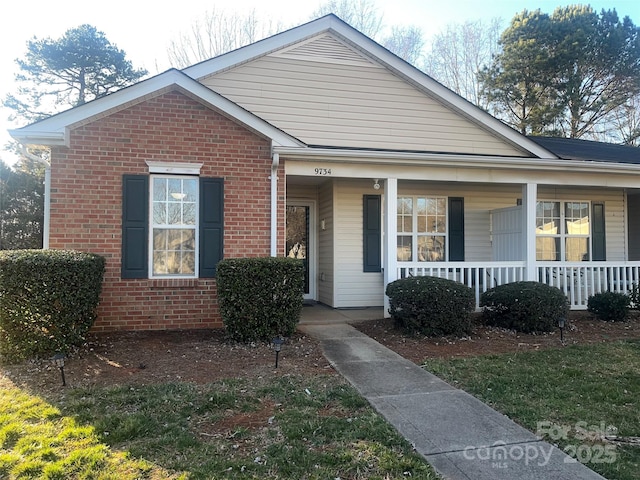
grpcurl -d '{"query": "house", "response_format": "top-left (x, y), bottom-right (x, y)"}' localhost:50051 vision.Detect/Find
top-left (9, 15), bottom-right (640, 331)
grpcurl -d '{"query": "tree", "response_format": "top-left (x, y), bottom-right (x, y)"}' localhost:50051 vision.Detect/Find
top-left (312, 0), bottom-right (384, 38)
top-left (424, 19), bottom-right (502, 108)
top-left (0, 156), bottom-right (45, 249)
top-left (381, 25), bottom-right (425, 66)
top-left (480, 6), bottom-right (640, 139)
top-left (4, 24), bottom-right (147, 122)
top-left (313, 0), bottom-right (425, 65)
top-left (167, 8), bottom-right (284, 68)
top-left (479, 9), bottom-right (562, 135)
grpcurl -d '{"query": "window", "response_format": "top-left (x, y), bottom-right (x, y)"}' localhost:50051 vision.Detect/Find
top-left (536, 201), bottom-right (590, 261)
top-left (151, 176), bottom-right (198, 277)
top-left (122, 175), bottom-right (223, 279)
top-left (397, 196), bottom-right (447, 262)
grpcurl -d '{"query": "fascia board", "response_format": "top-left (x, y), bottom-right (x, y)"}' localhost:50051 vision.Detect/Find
top-left (274, 146), bottom-right (640, 174)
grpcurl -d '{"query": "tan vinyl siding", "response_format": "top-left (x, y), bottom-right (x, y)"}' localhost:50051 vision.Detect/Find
top-left (318, 180), bottom-right (335, 305)
top-left (201, 34), bottom-right (526, 156)
top-left (334, 179), bottom-right (384, 308)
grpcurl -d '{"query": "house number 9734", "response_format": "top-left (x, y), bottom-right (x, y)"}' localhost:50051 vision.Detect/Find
top-left (314, 168), bottom-right (332, 175)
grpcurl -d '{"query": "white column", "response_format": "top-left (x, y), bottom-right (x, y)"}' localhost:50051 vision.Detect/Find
top-left (522, 183), bottom-right (537, 281)
top-left (383, 178), bottom-right (398, 317)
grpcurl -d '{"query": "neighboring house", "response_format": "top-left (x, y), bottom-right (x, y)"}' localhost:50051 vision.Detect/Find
top-left (10, 15), bottom-right (640, 331)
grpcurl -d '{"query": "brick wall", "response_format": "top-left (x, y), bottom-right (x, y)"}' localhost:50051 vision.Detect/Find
top-left (49, 90), bottom-right (285, 331)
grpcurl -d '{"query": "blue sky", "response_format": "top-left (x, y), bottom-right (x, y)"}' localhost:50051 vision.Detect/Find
top-left (1, 0), bottom-right (638, 164)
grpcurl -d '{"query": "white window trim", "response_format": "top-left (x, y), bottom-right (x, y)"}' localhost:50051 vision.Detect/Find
top-left (146, 160), bottom-right (203, 175)
top-left (149, 174), bottom-right (200, 279)
top-left (536, 199), bottom-right (591, 261)
top-left (397, 195), bottom-right (448, 262)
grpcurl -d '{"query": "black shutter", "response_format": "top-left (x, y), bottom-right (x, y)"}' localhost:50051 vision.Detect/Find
top-left (448, 197), bottom-right (465, 261)
top-left (199, 177), bottom-right (224, 277)
top-left (592, 202), bottom-right (606, 261)
top-left (363, 195), bottom-right (382, 272)
top-left (121, 175), bottom-right (149, 278)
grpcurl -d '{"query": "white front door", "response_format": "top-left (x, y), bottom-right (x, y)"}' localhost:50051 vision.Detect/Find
top-left (286, 202), bottom-right (316, 300)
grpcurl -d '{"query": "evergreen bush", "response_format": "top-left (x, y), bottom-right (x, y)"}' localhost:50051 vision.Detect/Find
top-left (0, 249), bottom-right (105, 363)
top-left (385, 275), bottom-right (475, 336)
top-left (587, 291), bottom-right (630, 322)
top-left (480, 281), bottom-right (568, 333)
top-left (217, 257), bottom-right (304, 342)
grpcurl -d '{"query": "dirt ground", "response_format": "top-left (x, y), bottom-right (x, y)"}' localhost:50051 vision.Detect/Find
top-left (3, 311), bottom-right (640, 394)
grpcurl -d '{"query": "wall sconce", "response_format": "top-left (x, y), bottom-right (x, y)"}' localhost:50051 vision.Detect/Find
top-left (321, 219), bottom-right (326, 230)
top-left (373, 179), bottom-right (380, 190)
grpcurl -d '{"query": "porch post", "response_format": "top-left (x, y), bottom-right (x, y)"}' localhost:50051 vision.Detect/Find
top-left (522, 183), bottom-right (537, 281)
top-left (383, 178), bottom-right (398, 318)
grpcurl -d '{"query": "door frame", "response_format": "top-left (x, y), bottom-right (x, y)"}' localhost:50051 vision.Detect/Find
top-left (286, 199), bottom-right (317, 301)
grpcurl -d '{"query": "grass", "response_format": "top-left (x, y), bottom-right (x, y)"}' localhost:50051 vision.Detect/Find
top-left (0, 373), bottom-right (438, 479)
top-left (422, 340), bottom-right (640, 480)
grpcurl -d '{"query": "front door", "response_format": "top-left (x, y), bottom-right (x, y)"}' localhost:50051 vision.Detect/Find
top-left (286, 203), bottom-right (315, 300)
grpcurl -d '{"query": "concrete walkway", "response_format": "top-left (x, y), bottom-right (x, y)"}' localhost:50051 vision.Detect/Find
top-left (299, 320), bottom-right (606, 480)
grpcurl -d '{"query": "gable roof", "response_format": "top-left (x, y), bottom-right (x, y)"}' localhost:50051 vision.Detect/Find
top-left (184, 14), bottom-right (557, 160)
top-left (528, 136), bottom-right (640, 164)
top-left (9, 69), bottom-right (304, 148)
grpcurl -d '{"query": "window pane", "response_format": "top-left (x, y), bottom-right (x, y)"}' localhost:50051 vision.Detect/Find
top-left (183, 179), bottom-right (197, 202)
top-left (416, 197), bottom-right (426, 215)
top-left (153, 251), bottom-right (168, 274)
top-left (417, 215), bottom-right (427, 232)
top-left (167, 203), bottom-right (181, 224)
top-left (418, 235), bottom-right (445, 262)
top-left (153, 178), bottom-right (167, 201)
top-left (565, 202), bottom-right (589, 235)
top-left (566, 237), bottom-right (589, 262)
top-left (536, 237), bottom-right (560, 261)
top-left (153, 203), bottom-right (166, 224)
top-left (397, 236), bottom-right (412, 261)
top-left (153, 229), bottom-right (168, 250)
top-left (183, 203), bottom-right (196, 225)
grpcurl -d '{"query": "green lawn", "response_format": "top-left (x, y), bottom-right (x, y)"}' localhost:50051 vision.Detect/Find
top-left (0, 373), bottom-right (437, 479)
top-left (423, 340), bottom-right (640, 480)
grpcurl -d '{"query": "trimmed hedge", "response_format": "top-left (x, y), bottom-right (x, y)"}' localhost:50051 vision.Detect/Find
top-left (217, 257), bottom-right (304, 342)
top-left (0, 249), bottom-right (105, 363)
top-left (587, 291), bottom-right (630, 322)
top-left (385, 276), bottom-right (475, 337)
top-left (480, 281), bottom-right (568, 333)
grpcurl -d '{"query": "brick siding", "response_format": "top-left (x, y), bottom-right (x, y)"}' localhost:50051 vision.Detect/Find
top-left (49, 90), bottom-right (285, 331)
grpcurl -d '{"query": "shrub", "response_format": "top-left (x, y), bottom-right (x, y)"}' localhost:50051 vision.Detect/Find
top-left (587, 291), bottom-right (630, 322)
top-left (385, 276), bottom-right (475, 337)
top-left (480, 281), bottom-right (568, 333)
top-left (217, 257), bottom-right (304, 342)
top-left (0, 249), bottom-right (106, 363)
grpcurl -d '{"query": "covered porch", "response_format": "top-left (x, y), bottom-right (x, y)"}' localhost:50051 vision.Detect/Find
top-left (282, 150), bottom-right (640, 314)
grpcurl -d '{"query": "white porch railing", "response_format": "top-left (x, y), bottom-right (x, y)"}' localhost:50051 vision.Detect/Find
top-left (396, 261), bottom-right (640, 310)
top-left (536, 262), bottom-right (640, 309)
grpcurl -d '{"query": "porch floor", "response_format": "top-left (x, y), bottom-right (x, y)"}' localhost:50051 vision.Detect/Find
top-left (299, 303), bottom-right (384, 325)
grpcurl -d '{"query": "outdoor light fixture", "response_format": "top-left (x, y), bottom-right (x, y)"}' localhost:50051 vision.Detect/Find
top-left (373, 179), bottom-right (380, 190)
top-left (52, 353), bottom-right (66, 386)
top-left (558, 317), bottom-right (566, 345)
top-left (272, 337), bottom-right (284, 368)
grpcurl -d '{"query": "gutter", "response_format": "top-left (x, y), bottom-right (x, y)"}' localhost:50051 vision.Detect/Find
top-left (19, 145), bottom-right (50, 249)
top-left (270, 152), bottom-right (280, 257)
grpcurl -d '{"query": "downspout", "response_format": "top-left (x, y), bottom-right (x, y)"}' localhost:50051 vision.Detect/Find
top-left (270, 152), bottom-right (280, 257)
top-left (20, 145), bottom-right (50, 249)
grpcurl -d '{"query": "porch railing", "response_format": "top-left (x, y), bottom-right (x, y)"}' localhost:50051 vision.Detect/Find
top-left (396, 261), bottom-right (640, 309)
